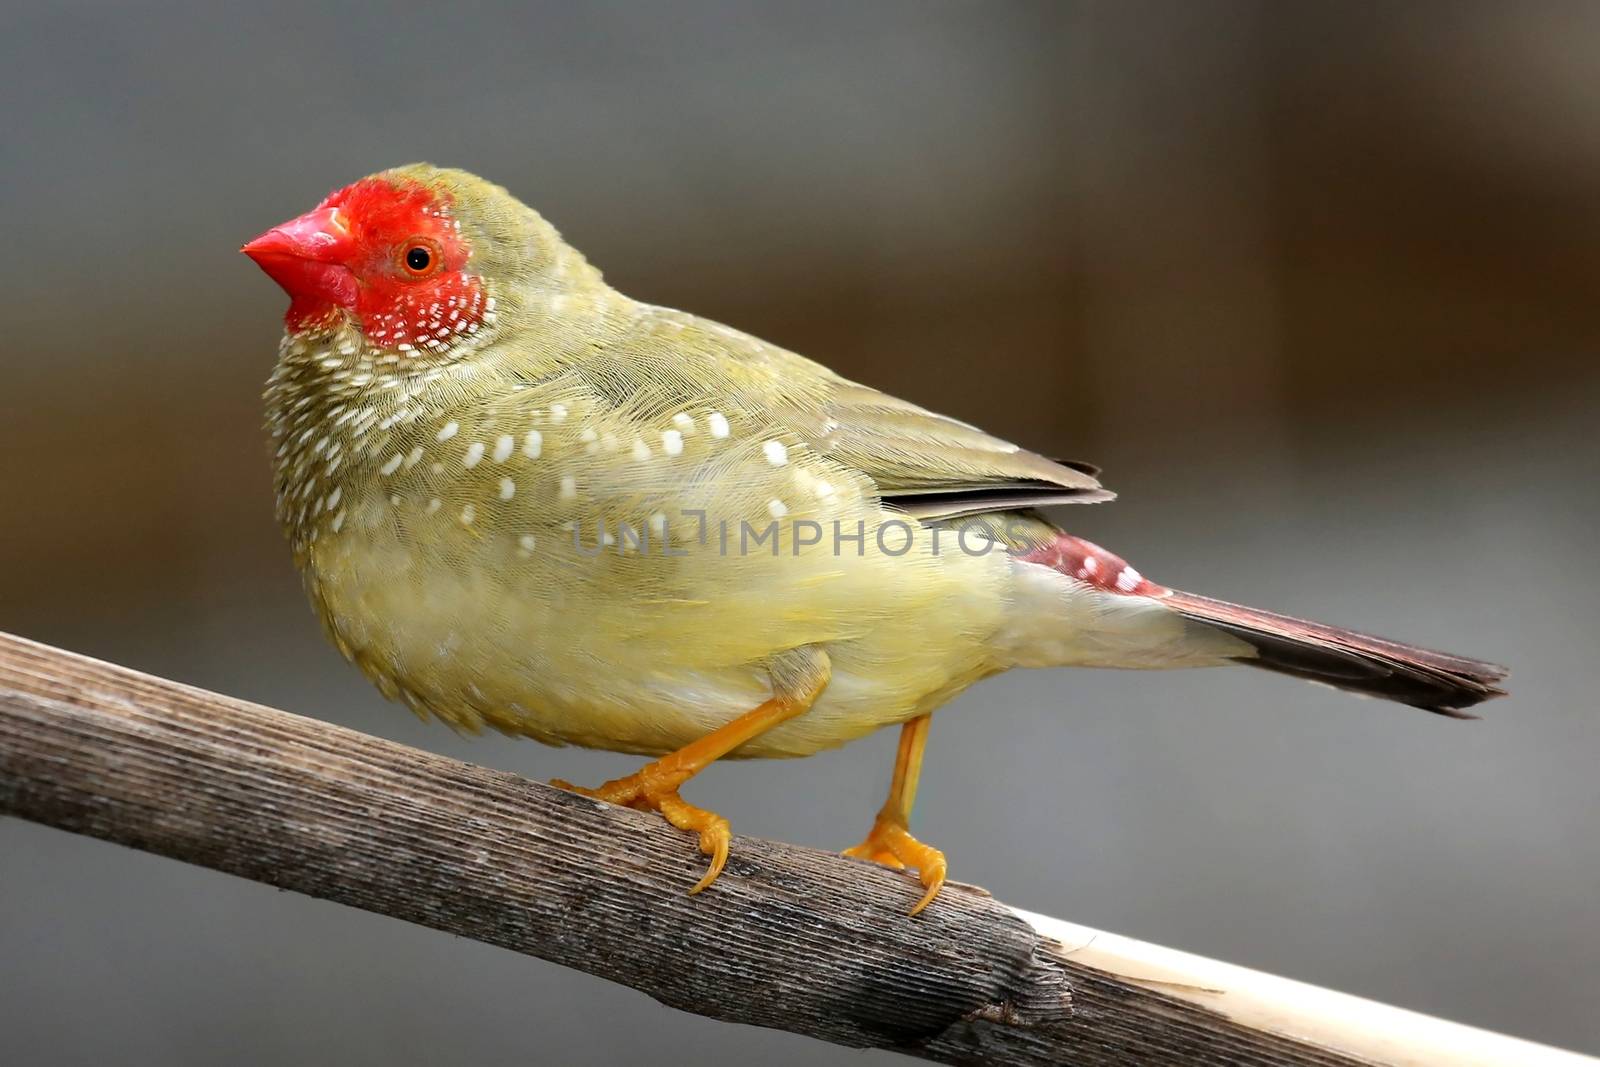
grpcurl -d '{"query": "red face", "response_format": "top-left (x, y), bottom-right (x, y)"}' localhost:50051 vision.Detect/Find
top-left (242, 177), bottom-right (488, 352)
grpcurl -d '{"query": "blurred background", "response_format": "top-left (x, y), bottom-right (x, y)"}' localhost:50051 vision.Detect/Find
top-left (2, 1), bottom-right (1597, 1062)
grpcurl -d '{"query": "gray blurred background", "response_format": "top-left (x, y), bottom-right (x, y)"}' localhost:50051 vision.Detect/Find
top-left (2, 1), bottom-right (1597, 1062)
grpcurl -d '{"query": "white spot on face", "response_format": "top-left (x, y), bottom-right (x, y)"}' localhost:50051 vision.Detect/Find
top-left (767, 498), bottom-right (788, 518)
top-left (492, 434), bottom-right (515, 463)
top-left (672, 412), bottom-right (694, 431)
top-left (708, 412), bottom-right (730, 439)
top-left (1115, 566), bottom-right (1142, 592)
top-left (763, 440), bottom-right (789, 466)
top-left (463, 441), bottom-right (485, 468)
top-left (523, 430), bottom-right (543, 458)
top-left (661, 429), bottom-right (684, 456)
top-left (380, 453), bottom-right (404, 476)
top-left (499, 477), bottom-right (516, 500)
top-left (549, 404), bottom-right (568, 423)
top-left (460, 503), bottom-right (476, 525)
top-left (632, 438), bottom-right (652, 461)
top-left (437, 421), bottom-right (459, 442)
top-left (559, 475), bottom-right (576, 500)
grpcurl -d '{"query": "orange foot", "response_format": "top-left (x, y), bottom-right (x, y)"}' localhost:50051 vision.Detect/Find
top-left (552, 773), bottom-right (731, 894)
top-left (843, 818), bottom-right (948, 915)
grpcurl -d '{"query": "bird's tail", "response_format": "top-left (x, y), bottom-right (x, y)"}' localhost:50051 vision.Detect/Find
top-left (1009, 531), bottom-right (1508, 717)
top-left (1163, 590), bottom-right (1508, 718)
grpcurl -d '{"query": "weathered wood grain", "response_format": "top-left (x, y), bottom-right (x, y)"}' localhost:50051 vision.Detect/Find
top-left (0, 631), bottom-right (1587, 1065)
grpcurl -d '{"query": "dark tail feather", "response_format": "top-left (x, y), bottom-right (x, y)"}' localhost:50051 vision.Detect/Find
top-left (1166, 590), bottom-right (1508, 718)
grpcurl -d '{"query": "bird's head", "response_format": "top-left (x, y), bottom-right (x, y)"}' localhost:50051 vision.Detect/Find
top-left (243, 164), bottom-right (587, 358)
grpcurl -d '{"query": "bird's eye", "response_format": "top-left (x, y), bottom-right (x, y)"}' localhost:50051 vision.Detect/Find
top-left (399, 239), bottom-right (440, 276)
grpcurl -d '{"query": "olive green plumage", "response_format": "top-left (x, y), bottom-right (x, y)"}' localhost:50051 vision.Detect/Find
top-left (261, 164), bottom-right (1119, 758)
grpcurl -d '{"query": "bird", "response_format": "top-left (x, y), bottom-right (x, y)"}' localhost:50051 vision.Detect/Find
top-left (243, 164), bottom-right (1507, 914)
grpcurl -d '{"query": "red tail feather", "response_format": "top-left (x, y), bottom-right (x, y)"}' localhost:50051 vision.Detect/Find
top-left (1164, 590), bottom-right (1508, 717)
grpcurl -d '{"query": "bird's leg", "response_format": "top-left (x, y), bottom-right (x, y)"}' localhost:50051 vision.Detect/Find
top-left (843, 714), bottom-right (948, 914)
top-left (552, 682), bottom-right (821, 895)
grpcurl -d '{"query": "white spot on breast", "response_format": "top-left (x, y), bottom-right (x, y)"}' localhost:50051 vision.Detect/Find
top-left (763, 440), bottom-right (789, 466)
top-left (672, 412), bottom-right (694, 431)
top-left (1083, 556), bottom-right (1099, 574)
top-left (649, 511), bottom-right (667, 535)
top-left (661, 429), bottom-right (684, 456)
top-left (708, 412), bottom-right (730, 439)
top-left (326, 486), bottom-right (341, 508)
top-left (380, 453), bottom-right (404, 476)
top-left (523, 430), bottom-right (543, 458)
top-left (405, 446), bottom-right (424, 468)
top-left (518, 533), bottom-right (537, 556)
top-left (437, 421), bottom-right (459, 442)
top-left (559, 475), bottom-right (577, 499)
top-left (632, 438), bottom-right (652, 460)
top-left (463, 441), bottom-right (485, 468)
top-left (492, 434), bottom-right (515, 462)
top-left (549, 404), bottom-right (568, 423)
top-left (331, 510), bottom-right (346, 533)
top-left (426, 498), bottom-right (442, 514)
top-left (1115, 566), bottom-right (1142, 592)
top-left (767, 498), bottom-right (788, 518)
top-left (460, 503), bottom-right (476, 525)
top-left (499, 477), bottom-right (516, 500)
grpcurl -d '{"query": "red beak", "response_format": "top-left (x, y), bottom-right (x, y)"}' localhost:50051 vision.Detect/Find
top-left (242, 206), bottom-right (360, 310)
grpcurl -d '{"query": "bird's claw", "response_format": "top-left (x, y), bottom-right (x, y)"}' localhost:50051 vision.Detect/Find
top-left (843, 818), bottom-right (947, 915)
top-left (553, 774), bottom-right (731, 894)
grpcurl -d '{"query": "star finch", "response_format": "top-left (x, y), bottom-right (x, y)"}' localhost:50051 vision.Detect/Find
top-left (243, 165), bottom-right (1506, 912)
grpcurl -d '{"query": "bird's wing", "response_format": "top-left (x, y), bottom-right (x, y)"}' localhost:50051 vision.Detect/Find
top-left (608, 305), bottom-right (1111, 522)
top-left (785, 380), bottom-right (1112, 521)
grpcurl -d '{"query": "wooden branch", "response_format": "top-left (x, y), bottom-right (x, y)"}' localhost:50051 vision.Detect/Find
top-left (0, 630), bottom-right (1589, 1066)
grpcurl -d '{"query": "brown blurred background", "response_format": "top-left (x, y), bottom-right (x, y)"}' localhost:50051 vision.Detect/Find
top-left (3, 1), bottom-right (1598, 1062)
